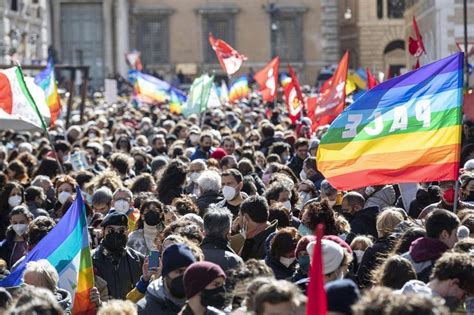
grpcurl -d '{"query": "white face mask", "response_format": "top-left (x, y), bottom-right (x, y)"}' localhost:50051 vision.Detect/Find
top-left (280, 256), bottom-right (296, 268)
top-left (190, 172), bottom-right (201, 184)
top-left (190, 134), bottom-right (199, 144)
top-left (365, 186), bottom-right (375, 196)
top-left (300, 170), bottom-right (307, 180)
top-left (222, 186), bottom-right (237, 201)
top-left (354, 250), bottom-right (365, 263)
top-left (8, 195), bottom-right (22, 208)
top-left (114, 200), bottom-right (130, 214)
top-left (12, 223), bottom-right (28, 236)
top-left (328, 199), bottom-right (337, 207)
top-left (58, 191), bottom-right (71, 205)
top-left (283, 200), bottom-right (292, 211)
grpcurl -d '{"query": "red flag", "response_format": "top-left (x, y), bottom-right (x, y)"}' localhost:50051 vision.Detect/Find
top-left (306, 224), bottom-right (326, 315)
top-left (308, 52), bottom-right (349, 131)
top-left (284, 65), bottom-right (305, 123)
top-left (463, 91), bottom-right (474, 122)
top-left (366, 68), bottom-right (377, 89)
top-left (209, 33), bottom-right (247, 75)
top-left (409, 17), bottom-right (425, 58)
top-left (254, 57), bottom-right (279, 102)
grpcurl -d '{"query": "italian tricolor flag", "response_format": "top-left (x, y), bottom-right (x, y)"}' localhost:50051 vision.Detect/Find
top-left (0, 66), bottom-right (50, 131)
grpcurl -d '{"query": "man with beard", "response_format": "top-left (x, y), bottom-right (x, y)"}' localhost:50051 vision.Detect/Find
top-left (137, 244), bottom-right (196, 315)
top-left (92, 212), bottom-right (144, 299)
top-left (150, 134), bottom-right (168, 157)
top-left (180, 261), bottom-right (227, 314)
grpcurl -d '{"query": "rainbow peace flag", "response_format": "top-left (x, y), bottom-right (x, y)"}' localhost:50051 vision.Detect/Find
top-left (0, 187), bottom-right (95, 314)
top-left (134, 72), bottom-right (169, 103)
top-left (317, 53), bottom-right (464, 190)
top-left (34, 58), bottom-right (61, 126)
top-left (229, 75), bottom-right (249, 103)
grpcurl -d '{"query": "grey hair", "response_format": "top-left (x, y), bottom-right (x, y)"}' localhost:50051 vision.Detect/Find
top-left (190, 159), bottom-right (207, 170)
top-left (92, 186), bottom-right (113, 205)
top-left (182, 213), bottom-right (204, 230)
top-left (31, 175), bottom-right (52, 187)
top-left (203, 207), bottom-right (232, 238)
top-left (23, 259), bottom-right (59, 292)
top-left (197, 170), bottom-right (221, 193)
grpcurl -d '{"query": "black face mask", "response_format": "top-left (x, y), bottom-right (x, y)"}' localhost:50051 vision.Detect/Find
top-left (144, 211), bottom-right (161, 226)
top-left (201, 285), bottom-right (227, 310)
top-left (168, 275), bottom-right (186, 299)
top-left (135, 160), bottom-right (146, 170)
top-left (102, 231), bottom-right (127, 253)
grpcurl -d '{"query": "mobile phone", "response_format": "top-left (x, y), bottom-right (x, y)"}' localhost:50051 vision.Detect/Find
top-left (148, 251), bottom-right (160, 270)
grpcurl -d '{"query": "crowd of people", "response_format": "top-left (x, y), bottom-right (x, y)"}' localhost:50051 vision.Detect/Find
top-left (0, 94), bottom-right (473, 315)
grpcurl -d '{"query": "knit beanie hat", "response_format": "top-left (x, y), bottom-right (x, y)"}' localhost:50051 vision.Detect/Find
top-left (307, 239), bottom-right (344, 275)
top-left (325, 279), bottom-right (360, 315)
top-left (161, 244), bottom-right (196, 277)
top-left (183, 261), bottom-right (226, 299)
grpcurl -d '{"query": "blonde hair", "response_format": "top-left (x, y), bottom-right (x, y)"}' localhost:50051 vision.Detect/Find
top-left (350, 235), bottom-right (374, 250)
top-left (376, 209), bottom-right (404, 238)
top-left (23, 259), bottom-right (58, 292)
top-left (97, 299), bottom-right (137, 315)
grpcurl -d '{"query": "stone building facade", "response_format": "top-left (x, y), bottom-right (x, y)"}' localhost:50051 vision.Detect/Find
top-left (404, 0), bottom-right (474, 82)
top-left (50, 0), bottom-right (342, 86)
top-left (339, 0), bottom-right (406, 77)
top-left (0, 0), bottom-right (48, 65)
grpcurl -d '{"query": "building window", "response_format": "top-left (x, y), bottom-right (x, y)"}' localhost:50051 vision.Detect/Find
top-left (377, 0), bottom-right (384, 19)
top-left (271, 13), bottom-right (303, 62)
top-left (134, 15), bottom-right (170, 66)
top-left (11, 0), bottom-right (18, 11)
top-left (387, 0), bottom-right (405, 19)
top-left (202, 14), bottom-right (235, 63)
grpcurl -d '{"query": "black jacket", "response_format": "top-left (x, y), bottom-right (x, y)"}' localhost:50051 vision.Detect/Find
top-left (356, 236), bottom-right (396, 287)
top-left (92, 245), bottom-right (144, 299)
top-left (287, 155), bottom-right (305, 179)
top-left (240, 220), bottom-right (278, 261)
top-left (265, 254), bottom-right (297, 280)
top-left (137, 278), bottom-right (185, 315)
top-left (159, 187), bottom-right (184, 205)
top-left (197, 191), bottom-right (224, 216)
top-left (345, 206), bottom-right (379, 244)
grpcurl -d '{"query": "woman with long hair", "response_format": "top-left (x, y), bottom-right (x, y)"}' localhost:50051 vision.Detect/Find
top-left (156, 159), bottom-right (188, 205)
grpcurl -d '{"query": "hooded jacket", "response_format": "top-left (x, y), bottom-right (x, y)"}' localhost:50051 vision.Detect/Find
top-left (365, 185), bottom-right (396, 210)
top-left (137, 277), bottom-right (186, 315)
top-left (402, 237), bottom-right (449, 283)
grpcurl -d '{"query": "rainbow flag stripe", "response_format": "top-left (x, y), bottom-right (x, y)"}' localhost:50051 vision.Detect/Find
top-left (0, 187), bottom-right (95, 314)
top-left (34, 58), bottom-right (61, 126)
top-left (317, 53), bottom-right (464, 190)
top-left (134, 73), bottom-right (169, 103)
top-left (229, 75), bottom-right (249, 103)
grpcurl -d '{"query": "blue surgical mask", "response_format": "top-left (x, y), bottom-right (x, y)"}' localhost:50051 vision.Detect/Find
top-left (298, 255), bottom-right (310, 274)
top-left (298, 224), bottom-right (313, 236)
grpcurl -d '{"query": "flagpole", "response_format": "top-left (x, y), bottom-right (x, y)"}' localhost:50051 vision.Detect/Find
top-left (17, 64), bottom-right (65, 174)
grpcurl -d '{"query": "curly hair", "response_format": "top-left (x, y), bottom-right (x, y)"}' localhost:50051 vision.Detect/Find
top-left (160, 219), bottom-right (203, 245)
top-left (130, 173), bottom-right (155, 194)
top-left (301, 199), bottom-right (340, 235)
top-left (85, 170), bottom-right (123, 194)
top-left (172, 196), bottom-right (199, 216)
top-left (156, 159), bottom-right (188, 198)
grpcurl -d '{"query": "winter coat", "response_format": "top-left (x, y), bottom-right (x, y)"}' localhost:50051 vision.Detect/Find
top-left (240, 220), bottom-right (278, 261)
top-left (345, 206), bottom-right (379, 244)
top-left (92, 245), bottom-right (144, 299)
top-left (200, 236), bottom-right (243, 272)
top-left (137, 277), bottom-right (186, 315)
top-left (356, 236), bottom-right (397, 287)
top-left (287, 155), bottom-right (305, 179)
top-left (402, 237), bottom-right (449, 283)
top-left (365, 186), bottom-right (396, 210)
top-left (196, 191), bottom-right (224, 216)
top-left (265, 254), bottom-right (297, 280)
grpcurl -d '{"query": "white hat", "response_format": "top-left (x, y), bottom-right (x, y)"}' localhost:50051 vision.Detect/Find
top-left (307, 239), bottom-right (344, 275)
top-left (465, 159), bottom-right (474, 171)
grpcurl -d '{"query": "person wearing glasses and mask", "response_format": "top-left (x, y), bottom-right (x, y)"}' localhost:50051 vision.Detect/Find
top-left (92, 211), bottom-right (144, 299)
